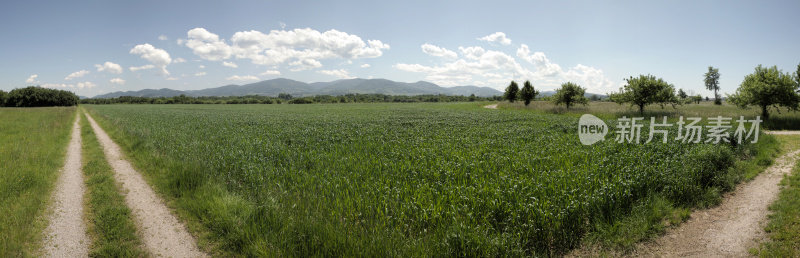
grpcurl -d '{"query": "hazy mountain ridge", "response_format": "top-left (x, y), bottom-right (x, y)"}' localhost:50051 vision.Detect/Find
top-left (92, 78), bottom-right (504, 98)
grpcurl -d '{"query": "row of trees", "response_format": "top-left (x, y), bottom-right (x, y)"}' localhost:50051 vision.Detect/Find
top-left (502, 63), bottom-right (800, 119)
top-left (81, 93), bottom-right (502, 105)
top-left (0, 86), bottom-right (78, 107)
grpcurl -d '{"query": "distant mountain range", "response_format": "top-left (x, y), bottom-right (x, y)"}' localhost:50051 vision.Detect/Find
top-left (91, 78), bottom-right (504, 99)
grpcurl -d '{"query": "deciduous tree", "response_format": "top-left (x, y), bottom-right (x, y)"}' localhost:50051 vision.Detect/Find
top-left (727, 65), bottom-right (800, 119)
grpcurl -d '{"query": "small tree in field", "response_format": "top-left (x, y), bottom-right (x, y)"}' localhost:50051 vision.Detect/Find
top-left (704, 66), bottom-right (722, 105)
top-left (727, 65), bottom-right (800, 119)
top-left (608, 74), bottom-right (676, 114)
top-left (519, 80), bottom-right (538, 106)
top-left (552, 82), bottom-right (588, 109)
top-left (504, 80), bottom-right (519, 103)
top-left (677, 89), bottom-right (688, 100)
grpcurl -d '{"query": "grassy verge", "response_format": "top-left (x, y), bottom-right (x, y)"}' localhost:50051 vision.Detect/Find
top-left (0, 107), bottom-right (75, 256)
top-left (752, 135), bottom-right (800, 257)
top-left (580, 133), bottom-right (780, 252)
top-left (79, 110), bottom-right (146, 256)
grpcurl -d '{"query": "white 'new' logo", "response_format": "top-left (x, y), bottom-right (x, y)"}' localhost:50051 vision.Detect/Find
top-left (579, 114), bottom-right (607, 145)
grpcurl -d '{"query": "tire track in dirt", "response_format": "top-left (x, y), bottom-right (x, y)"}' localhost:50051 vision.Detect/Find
top-left (42, 113), bottom-right (89, 257)
top-left (84, 112), bottom-right (206, 257)
top-left (635, 149), bottom-right (800, 257)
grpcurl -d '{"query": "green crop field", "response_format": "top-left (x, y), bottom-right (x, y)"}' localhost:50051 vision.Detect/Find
top-left (83, 103), bottom-right (779, 256)
top-left (0, 107), bottom-right (76, 256)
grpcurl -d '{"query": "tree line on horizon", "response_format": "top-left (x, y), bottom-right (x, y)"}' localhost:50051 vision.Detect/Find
top-left (503, 63), bottom-right (800, 119)
top-left (0, 86), bottom-right (78, 107)
top-left (79, 93), bottom-right (503, 105)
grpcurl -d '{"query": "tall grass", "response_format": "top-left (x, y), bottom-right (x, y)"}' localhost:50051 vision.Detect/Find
top-left (0, 107), bottom-right (75, 256)
top-left (84, 103), bottom-right (777, 256)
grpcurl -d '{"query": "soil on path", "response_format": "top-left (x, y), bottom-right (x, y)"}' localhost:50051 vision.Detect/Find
top-left (84, 112), bottom-right (206, 257)
top-left (483, 104), bottom-right (498, 109)
top-left (42, 114), bottom-right (89, 257)
top-left (634, 149), bottom-right (800, 257)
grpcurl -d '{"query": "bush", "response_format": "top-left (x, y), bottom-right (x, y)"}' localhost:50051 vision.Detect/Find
top-left (288, 98), bottom-right (314, 104)
top-left (3, 86), bottom-right (78, 107)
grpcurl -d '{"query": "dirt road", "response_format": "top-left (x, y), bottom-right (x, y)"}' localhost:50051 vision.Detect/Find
top-left (84, 112), bottom-right (206, 257)
top-left (636, 149), bottom-right (800, 257)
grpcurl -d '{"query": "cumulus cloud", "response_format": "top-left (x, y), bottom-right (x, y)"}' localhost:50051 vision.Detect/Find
top-left (166, 77), bottom-right (178, 81)
top-left (360, 64), bottom-right (371, 68)
top-left (109, 78), bottom-right (125, 85)
top-left (194, 71), bottom-right (206, 76)
top-left (198, 65), bottom-right (205, 69)
top-left (260, 70), bottom-right (281, 76)
top-left (76, 81), bottom-right (96, 89)
top-left (129, 43), bottom-right (172, 75)
top-left (396, 42), bottom-right (618, 93)
top-left (226, 75), bottom-right (260, 81)
top-left (183, 27), bottom-right (390, 69)
top-left (222, 61), bottom-right (238, 68)
top-left (421, 44), bottom-right (457, 59)
top-left (26, 74), bottom-right (38, 84)
top-left (478, 32), bottom-right (512, 45)
top-left (129, 64), bottom-right (155, 72)
top-left (95, 61), bottom-right (123, 74)
top-left (158, 35), bottom-right (168, 41)
top-left (318, 69), bottom-right (354, 79)
top-left (173, 57), bottom-right (187, 63)
top-left (65, 70), bottom-right (90, 80)
top-left (289, 58), bottom-right (322, 71)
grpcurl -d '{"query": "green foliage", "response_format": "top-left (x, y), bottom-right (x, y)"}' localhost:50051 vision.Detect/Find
top-left (519, 80), bottom-right (538, 106)
top-left (677, 89), bottom-right (688, 100)
top-left (84, 103), bottom-right (769, 256)
top-left (79, 112), bottom-right (145, 257)
top-left (727, 65), bottom-right (800, 119)
top-left (0, 107), bottom-right (75, 256)
top-left (607, 74), bottom-right (677, 114)
top-left (552, 82), bottom-right (588, 109)
top-left (504, 81), bottom-right (519, 103)
top-left (704, 66), bottom-right (721, 105)
top-left (0, 90), bottom-right (7, 106)
top-left (3, 86), bottom-right (78, 107)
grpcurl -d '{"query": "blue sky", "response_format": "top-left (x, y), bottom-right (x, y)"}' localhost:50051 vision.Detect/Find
top-left (1, 0), bottom-right (798, 97)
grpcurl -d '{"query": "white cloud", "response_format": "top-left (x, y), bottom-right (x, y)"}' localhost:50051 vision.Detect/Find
top-left (42, 83), bottom-right (71, 89)
top-left (318, 69), bottom-right (354, 79)
top-left (289, 58), bottom-right (322, 71)
top-left (360, 64), bottom-right (371, 68)
top-left (396, 43), bottom-right (618, 93)
top-left (516, 44), bottom-right (562, 77)
top-left (129, 43), bottom-right (172, 75)
top-left (95, 61), bottom-right (123, 74)
top-left (65, 70), bottom-right (90, 80)
top-left (226, 75), bottom-right (260, 81)
top-left (173, 57), bottom-right (187, 63)
top-left (176, 38), bottom-right (185, 45)
top-left (76, 81), bottom-right (96, 89)
top-left (194, 71), bottom-right (206, 76)
top-left (129, 64), bottom-right (155, 72)
top-left (184, 27), bottom-right (390, 69)
top-left (222, 61), bottom-right (238, 68)
top-left (421, 44), bottom-right (457, 59)
top-left (198, 65), bottom-right (205, 69)
top-left (159, 35), bottom-right (168, 41)
top-left (109, 78), bottom-right (125, 85)
top-left (184, 28), bottom-right (233, 61)
top-left (166, 77), bottom-right (178, 81)
top-left (26, 74), bottom-right (38, 84)
top-left (260, 70), bottom-right (281, 76)
top-left (478, 32), bottom-right (512, 45)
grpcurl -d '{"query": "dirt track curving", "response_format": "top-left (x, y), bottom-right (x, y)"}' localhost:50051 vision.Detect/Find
top-left (84, 112), bottom-right (206, 257)
top-left (42, 114), bottom-right (89, 257)
top-left (634, 149), bottom-right (800, 257)
top-left (483, 104), bottom-right (498, 109)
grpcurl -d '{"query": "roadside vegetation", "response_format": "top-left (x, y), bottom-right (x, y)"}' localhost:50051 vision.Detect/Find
top-left (753, 134), bottom-right (800, 257)
top-left (0, 107), bottom-right (76, 256)
top-left (84, 102), bottom-right (777, 256)
top-left (79, 111), bottom-right (145, 257)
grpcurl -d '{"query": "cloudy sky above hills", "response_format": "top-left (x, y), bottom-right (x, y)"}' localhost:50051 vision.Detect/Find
top-left (1, 0), bottom-right (799, 97)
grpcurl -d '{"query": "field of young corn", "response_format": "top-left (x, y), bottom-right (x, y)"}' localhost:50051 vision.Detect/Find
top-left (84, 103), bottom-right (770, 256)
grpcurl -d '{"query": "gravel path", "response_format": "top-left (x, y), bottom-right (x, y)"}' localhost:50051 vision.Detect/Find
top-left (635, 149), bottom-right (800, 257)
top-left (765, 130), bottom-right (800, 135)
top-left (84, 112), bottom-right (206, 257)
top-left (42, 114), bottom-right (89, 257)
